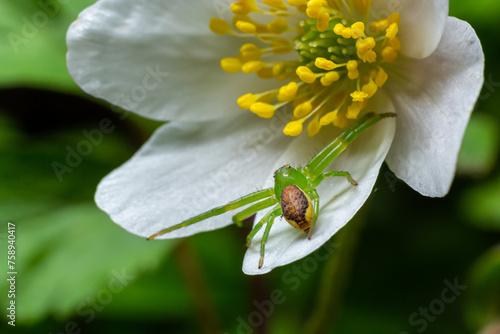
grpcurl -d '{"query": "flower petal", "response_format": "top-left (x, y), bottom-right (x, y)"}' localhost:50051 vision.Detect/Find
top-left (370, 0), bottom-right (449, 59)
top-left (96, 112), bottom-right (292, 239)
top-left (67, 0), bottom-right (276, 121)
top-left (385, 17), bottom-right (484, 197)
top-left (242, 93), bottom-right (397, 274)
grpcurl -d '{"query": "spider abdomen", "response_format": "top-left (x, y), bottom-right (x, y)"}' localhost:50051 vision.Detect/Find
top-left (280, 185), bottom-right (313, 232)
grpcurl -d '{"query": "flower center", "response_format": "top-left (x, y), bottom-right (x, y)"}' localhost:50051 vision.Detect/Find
top-left (209, 0), bottom-right (401, 137)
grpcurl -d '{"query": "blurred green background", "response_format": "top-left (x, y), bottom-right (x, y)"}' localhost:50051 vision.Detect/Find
top-left (1, 1), bottom-right (499, 333)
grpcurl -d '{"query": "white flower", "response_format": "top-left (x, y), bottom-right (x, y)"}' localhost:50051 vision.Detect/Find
top-left (67, 0), bottom-right (484, 274)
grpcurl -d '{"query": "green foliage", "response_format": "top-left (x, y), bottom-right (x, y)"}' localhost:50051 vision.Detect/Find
top-left (0, 0), bottom-right (97, 91)
top-left (457, 113), bottom-right (499, 178)
top-left (461, 174), bottom-right (500, 231)
top-left (465, 246), bottom-right (500, 331)
top-left (0, 111), bottom-right (176, 325)
top-left (2, 203), bottom-right (174, 324)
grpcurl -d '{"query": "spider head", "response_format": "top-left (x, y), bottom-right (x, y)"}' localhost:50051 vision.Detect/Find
top-left (273, 165), bottom-right (309, 200)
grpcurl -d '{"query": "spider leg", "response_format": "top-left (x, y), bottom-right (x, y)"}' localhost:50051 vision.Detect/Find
top-left (305, 112), bottom-right (395, 175)
top-left (232, 197), bottom-right (279, 227)
top-left (148, 187), bottom-right (274, 240)
top-left (307, 189), bottom-right (319, 240)
top-left (258, 206), bottom-right (283, 269)
top-left (312, 170), bottom-right (358, 188)
top-left (245, 203), bottom-right (281, 247)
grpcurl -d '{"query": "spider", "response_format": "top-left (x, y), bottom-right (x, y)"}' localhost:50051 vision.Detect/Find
top-left (148, 112), bottom-right (395, 269)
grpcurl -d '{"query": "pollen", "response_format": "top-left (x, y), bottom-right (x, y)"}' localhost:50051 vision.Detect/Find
top-left (296, 66), bottom-right (316, 83)
top-left (284, 120), bottom-right (303, 136)
top-left (351, 22), bottom-right (365, 39)
top-left (375, 69), bottom-right (388, 88)
top-left (236, 20), bottom-right (257, 34)
top-left (211, 0), bottom-right (401, 136)
top-left (268, 19), bottom-right (288, 34)
top-left (220, 57), bottom-right (242, 74)
top-left (237, 93), bottom-right (258, 110)
top-left (209, 18), bottom-right (232, 35)
top-left (242, 60), bottom-right (264, 74)
top-left (230, 2), bottom-right (253, 16)
top-left (346, 60), bottom-right (359, 80)
top-left (277, 82), bottom-right (298, 102)
top-left (251, 102), bottom-right (275, 118)
top-left (294, 101), bottom-right (313, 118)
top-left (350, 91), bottom-right (368, 102)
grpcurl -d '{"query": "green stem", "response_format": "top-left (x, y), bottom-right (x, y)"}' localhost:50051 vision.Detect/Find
top-left (303, 206), bottom-right (368, 333)
top-left (176, 240), bottom-right (222, 334)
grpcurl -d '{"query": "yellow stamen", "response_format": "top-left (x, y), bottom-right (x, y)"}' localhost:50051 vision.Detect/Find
top-left (346, 60), bottom-right (359, 80)
top-left (346, 102), bottom-right (362, 119)
top-left (283, 120), bottom-right (303, 136)
top-left (317, 11), bottom-right (330, 32)
top-left (230, 2), bottom-right (252, 16)
top-left (356, 37), bottom-right (375, 54)
top-left (220, 57), bottom-right (242, 74)
top-left (209, 18), bottom-right (232, 35)
top-left (251, 102), bottom-right (275, 118)
top-left (361, 80), bottom-right (377, 98)
top-left (240, 43), bottom-right (261, 61)
top-left (351, 22), bottom-right (365, 39)
top-left (293, 101), bottom-right (313, 118)
top-left (242, 60), bottom-right (264, 74)
top-left (306, 0), bottom-right (323, 19)
top-left (375, 68), bottom-right (388, 87)
top-left (333, 111), bottom-right (349, 128)
top-left (296, 66), bottom-right (316, 83)
top-left (268, 19), bottom-right (288, 34)
top-left (333, 23), bottom-right (352, 39)
top-left (288, 0), bottom-right (308, 5)
top-left (315, 57), bottom-right (336, 71)
top-left (210, 4), bottom-right (402, 136)
top-left (350, 90), bottom-right (368, 102)
top-left (257, 67), bottom-right (275, 79)
top-left (386, 22), bottom-right (398, 40)
top-left (360, 50), bottom-right (377, 63)
top-left (307, 117), bottom-right (321, 137)
top-left (277, 82), bottom-right (299, 102)
top-left (237, 93), bottom-right (259, 109)
top-left (272, 62), bottom-right (286, 78)
top-left (236, 20), bottom-right (257, 34)
top-left (354, 0), bottom-right (372, 16)
top-left (320, 71), bottom-right (340, 86)
top-left (270, 38), bottom-right (293, 54)
top-left (387, 13), bottom-right (400, 27)
top-left (320, 110), bottom-right (337, 126)
top-left (381, 46), bottom-right (397, 63)
top-left (390, 36), bottom-right (402, 50)
top-left (263, 0), bottom-right (284, 8)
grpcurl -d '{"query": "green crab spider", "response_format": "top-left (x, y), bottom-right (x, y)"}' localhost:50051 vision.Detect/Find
top-left (148, 112), bottom-right (396, 269)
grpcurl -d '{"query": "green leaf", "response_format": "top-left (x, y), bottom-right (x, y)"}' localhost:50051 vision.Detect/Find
top-left (465, 246), bottom-right (500, 331)
top-left (0, 0), bottom-right (97, 91)
top-left (461, 174), bottom-right (500, 231)
top-left (1, 203), bottom-right (176, 324)
top-left (0, 109), bottom-right (177, 324)
top-left (450, 0), bottom-right (500, 28)
top-left (457, 112), bottom-right (499, 178)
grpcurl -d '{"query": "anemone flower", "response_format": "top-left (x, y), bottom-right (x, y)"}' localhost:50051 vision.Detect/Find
top-left (66, 0), bottom-right (484, 274)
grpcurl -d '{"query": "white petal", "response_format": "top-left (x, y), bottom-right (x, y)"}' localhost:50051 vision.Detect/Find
top-left (385, 17), bottom-right (484, 197)
top-left (96, 112), bottom-right (292, 239)
top-left (370, 0), bottom-right (449, 59)
top-left (67, 0), bottom-right (277, 121)
top-left (242, 93), bottom-right (397, 275)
